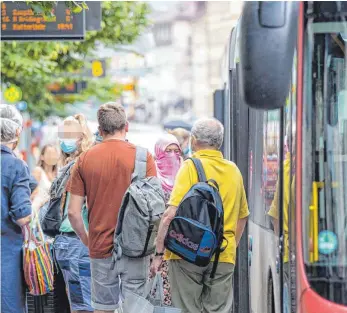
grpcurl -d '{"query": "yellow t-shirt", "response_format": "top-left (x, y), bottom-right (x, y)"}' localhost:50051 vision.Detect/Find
top-left (165, 149), bottom-right (250, 264)
top-left (267, 152), bottom-right (295, 263)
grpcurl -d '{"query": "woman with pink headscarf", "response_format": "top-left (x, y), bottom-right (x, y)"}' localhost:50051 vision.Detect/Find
top-left (154, 134), bottom-right (182, 201)
top-left (153, 134), bottom-right (182, 306)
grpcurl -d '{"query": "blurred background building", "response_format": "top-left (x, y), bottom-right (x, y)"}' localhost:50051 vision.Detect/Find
top-left (139, 1), bottom-right (243, 121)
top-left (191, 1), bottom-right (243, 117)
top-left (1, 1), bottom-right (244, 167)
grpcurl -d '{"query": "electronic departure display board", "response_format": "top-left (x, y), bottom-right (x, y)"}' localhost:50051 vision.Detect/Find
top-left (1, 2), bottom-right (85, 41)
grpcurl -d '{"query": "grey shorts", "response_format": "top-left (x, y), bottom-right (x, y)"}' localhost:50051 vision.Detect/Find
top-left (90, 255), bottom-right (150, 311)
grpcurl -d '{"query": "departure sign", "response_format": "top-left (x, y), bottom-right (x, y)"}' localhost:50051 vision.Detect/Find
top-left (1, 2), bottom-right (85, 41)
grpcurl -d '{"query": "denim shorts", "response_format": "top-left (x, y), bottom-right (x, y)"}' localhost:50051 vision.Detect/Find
top-left (90, 254), bottom-right (150, 311)
top-left (54, 234), bottom-right (93, 312)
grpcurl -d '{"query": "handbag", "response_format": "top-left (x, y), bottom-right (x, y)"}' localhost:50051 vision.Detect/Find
top-left (23, 212), bottom-right (54, 296)
top-left (120, 273), bottom-right (181, 313)
top-left (148, 274), bottom-right (181, 313)
top-left (121, 289), bottom-right (154, 313)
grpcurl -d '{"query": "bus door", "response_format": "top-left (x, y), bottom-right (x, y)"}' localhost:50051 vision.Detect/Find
top-left (258, 78), bottom-right (297, 313)
top-left (280, 81), bottom-right (297, 313)
top-left (302, 17), bottom-right (347, 307)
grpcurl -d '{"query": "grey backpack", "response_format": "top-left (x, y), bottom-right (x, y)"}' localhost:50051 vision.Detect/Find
top-left (114, 146), bottom-right (166, 258)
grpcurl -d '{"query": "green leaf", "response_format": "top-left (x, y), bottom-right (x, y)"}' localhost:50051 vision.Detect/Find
top-left (72, 4), bottom-right (83, 14)
top-left (81, 2), bottom-right (89, 10)
top-left (30, 4), bottom-right (44, 14)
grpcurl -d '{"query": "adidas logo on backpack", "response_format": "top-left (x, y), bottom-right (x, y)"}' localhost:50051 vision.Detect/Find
top-left (164, 158), bottom-right (227, 278)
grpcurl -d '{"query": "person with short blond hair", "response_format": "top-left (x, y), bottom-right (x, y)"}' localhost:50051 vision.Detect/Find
top-left (68, 102), bottom-right (157, 313)
top-left (168, 127), bottom-right (191, 159)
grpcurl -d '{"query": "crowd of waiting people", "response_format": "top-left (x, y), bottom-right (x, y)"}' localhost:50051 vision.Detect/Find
top-left (1, 102), bottom-right (249, 313)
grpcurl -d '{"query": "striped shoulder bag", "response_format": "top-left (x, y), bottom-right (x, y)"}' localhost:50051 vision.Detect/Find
top-left (23, 212), bottom-right (54, 296)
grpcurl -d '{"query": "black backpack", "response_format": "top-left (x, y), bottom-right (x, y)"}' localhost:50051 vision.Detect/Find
top-left (41, 161), bottom-right (75, 237)
top-left (164, 158), bottom-right (227, 278)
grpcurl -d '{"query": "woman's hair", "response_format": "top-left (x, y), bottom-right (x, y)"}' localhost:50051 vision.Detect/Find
top-left (37, 144), bottom-right (58, 173)
top-left (167, 128), bottom-right (190, 147)
top-left (61, 114), bottom-right (93, 165)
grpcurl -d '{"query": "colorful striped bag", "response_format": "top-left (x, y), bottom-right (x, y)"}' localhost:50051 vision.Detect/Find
top-left (23, 213), bottom-right (54, 296)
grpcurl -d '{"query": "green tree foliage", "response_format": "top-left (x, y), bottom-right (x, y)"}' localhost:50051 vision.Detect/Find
top-left (27, 1), bottom-right (89, 16)
top-left (1, 1), bottom-right (150, 120)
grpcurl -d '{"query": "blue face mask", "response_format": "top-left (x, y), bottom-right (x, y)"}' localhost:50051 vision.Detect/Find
top-left (183, 146), bottom-right (192, 157)
top-left (95, 132), bottom-right (103, 143)
top-left (60, 139), bottom-right (78, 154)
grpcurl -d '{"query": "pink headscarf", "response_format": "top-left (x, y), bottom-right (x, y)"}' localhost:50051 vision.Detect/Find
top-left (155, 134), bottom-right (182, 194)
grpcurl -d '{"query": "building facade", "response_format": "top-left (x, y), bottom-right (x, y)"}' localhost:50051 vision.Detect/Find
top-left (140, 1), bottom-right (243, 121)
top-left (191, 1), bottom-right (243, 117)
top-left (140, 2), bottom-right (206, 121)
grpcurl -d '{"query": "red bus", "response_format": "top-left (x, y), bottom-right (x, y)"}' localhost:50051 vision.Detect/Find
top-left (215, 2), bottom-right (347, 313)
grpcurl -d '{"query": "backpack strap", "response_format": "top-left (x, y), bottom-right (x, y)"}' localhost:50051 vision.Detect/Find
top-left (50, 160), bottom-right (76, 198)
top-left (132, 146), bottom-right (147, 181)
top-left (189, 158), bottom-right (207, 182)
top-left (210, 236), bottom-right (228, 278)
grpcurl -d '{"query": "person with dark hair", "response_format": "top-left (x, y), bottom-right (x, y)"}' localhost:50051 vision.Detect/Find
top-left (67, 102), bottom-right (157, 313)
top-left (31, 144), bottom-right (59, 212)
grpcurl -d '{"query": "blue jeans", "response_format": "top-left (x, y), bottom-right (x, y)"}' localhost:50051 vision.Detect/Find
top-left (54, 234), bottom-right (93, 312)
top-left (1, 234), bottom-right (26, 313)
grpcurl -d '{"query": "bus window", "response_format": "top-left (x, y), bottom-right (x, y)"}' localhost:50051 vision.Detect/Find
top-left (248, 109), bottom-right (265, 224)
top-left (303, 21), bottom-right (347, 305)
top-left (265, 109), bottom-right (281, 232)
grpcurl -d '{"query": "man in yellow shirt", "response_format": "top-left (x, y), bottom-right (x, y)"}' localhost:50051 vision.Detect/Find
top-left (151, 118), bottom-right (249, 313)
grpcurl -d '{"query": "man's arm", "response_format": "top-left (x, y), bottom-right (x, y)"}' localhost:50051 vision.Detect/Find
top-left (236, 174), bottom-right (250, 246)
top-left (150, 161), bottom-right (191, 276)
top-left (68, 194), bottom-right (88, 246)
top-left (270, 217), bottom-right (279, 235)
top-left (235, 217), bottom-right (248, 247)
top-left (150, 205), bottom-right (177, 276)
top-left (17, 215), bottom-right (31, 227)
top-left (156, 205), bottom-right (177, 253)
top-left (10, 164), bottom-right (32, 227)
top-left (65, 158), bottom-right (88, 245)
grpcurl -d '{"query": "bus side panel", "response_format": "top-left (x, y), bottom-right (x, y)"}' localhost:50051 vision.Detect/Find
top-left (247, 108), bottom-right (281, 313)
top-left (248, 222), bottom-right (279, 313)
top-left (233, 64), bottom-right (250, 313)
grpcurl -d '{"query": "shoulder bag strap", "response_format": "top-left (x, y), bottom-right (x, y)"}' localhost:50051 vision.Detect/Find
top-left (189, 157), bottom-right (207, 182)
top-left (131, 146), bottom-right (147, 181)
top-left (51, 160), bottom-right (76, 196)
